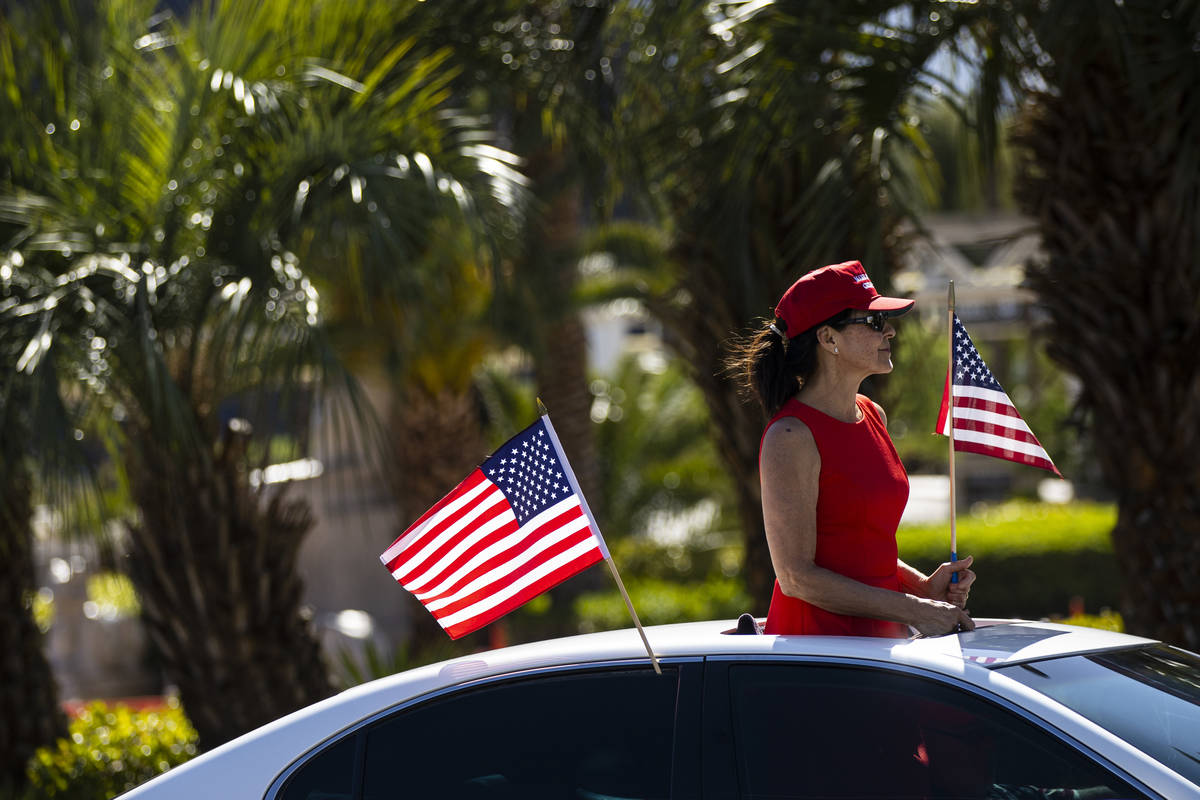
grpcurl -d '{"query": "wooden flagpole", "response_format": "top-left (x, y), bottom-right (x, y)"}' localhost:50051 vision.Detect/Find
top-left (538, 400), bottom-right (661, 674)
top-left (604, 557), bottom-right (662, 675)
top-left (947, 281), bottom-right (959, 582)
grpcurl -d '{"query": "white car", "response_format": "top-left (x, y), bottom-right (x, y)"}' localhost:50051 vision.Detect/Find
top-left (119, 618), bottom-right (1200, 799)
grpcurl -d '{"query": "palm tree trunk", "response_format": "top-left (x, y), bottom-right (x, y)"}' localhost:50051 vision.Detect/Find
top-left (654, 277), bottom-right (774, 612)
top-left (388, 387), bottom-right (493, 654)
top-left (123, 422), bottom-right (333, 749)
top-left (533, 313), bottom-right (597, 500)
top-left (526, 153), bottom-right (601, 508)
top-left (524, 154), bottom-right (610, 626)
top-left (0, 454), bottom-right (66, 795)
top-left (1018, 48), bottom-right (1200, 646)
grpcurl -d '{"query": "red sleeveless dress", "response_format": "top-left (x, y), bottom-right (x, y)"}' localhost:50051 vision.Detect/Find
top-left (762, 394), bottom-right (910, 638)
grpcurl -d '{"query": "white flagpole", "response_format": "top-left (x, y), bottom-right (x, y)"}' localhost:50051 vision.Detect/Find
top-left (538, 401), bottom-right (661, 674)
top-left (947, 281), bottom-right (959, 582)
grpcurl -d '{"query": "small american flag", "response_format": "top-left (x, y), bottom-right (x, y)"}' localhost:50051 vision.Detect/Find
top-left (936, 314), bottom-right (1061, 477)
top-left (380, 415), bottom-right (608, 639)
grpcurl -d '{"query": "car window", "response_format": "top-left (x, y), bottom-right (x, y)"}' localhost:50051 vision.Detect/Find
top-left (366, 666), bottom-right (677, 800)
top-left (281, 665), bottom-right (679, 800)
top-left (277, 734), bottom-right (357, 800)
top-left (997, 644), bottom-right (1200, 786)
top-left (725, 663), bottom-right (1145, 800)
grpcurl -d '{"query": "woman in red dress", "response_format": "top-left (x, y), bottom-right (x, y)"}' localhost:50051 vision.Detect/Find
top-left (730, 261), bottom-right (975, 637)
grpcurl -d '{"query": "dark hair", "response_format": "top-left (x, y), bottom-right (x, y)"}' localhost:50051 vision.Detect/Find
top-left (724, 309), bottom-right (853, 417)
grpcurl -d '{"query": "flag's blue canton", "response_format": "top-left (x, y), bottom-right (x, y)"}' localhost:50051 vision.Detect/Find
top-left (481, 419), bottom-right (571, 525)
top-left (952, 314), bottom-right (1004, 392)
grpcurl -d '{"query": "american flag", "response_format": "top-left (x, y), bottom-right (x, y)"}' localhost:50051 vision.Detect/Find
top-left (936, 314), bottom-right (1061, 477)
top-left (380, 415), bottom-right (608, 639)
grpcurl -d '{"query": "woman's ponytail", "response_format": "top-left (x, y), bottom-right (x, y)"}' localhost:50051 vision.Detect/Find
top-left (724, 319), bottom-right (797, 417)
top-left (724, 310), bottom-right (851, 417)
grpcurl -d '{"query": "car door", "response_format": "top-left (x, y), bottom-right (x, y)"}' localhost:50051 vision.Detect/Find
top-left (269, 659), bottom-right (703, 800)
top-left (701, 657), bottom-right (1156, 799)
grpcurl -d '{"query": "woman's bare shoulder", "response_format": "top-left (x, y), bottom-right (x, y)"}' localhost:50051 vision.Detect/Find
top-left (762, 415), bottom-right (817, 460)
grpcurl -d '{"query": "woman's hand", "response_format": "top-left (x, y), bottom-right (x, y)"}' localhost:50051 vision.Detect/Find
top-left (911, 598), bottom-right (975, 636)
top-left (924, 555), bottom-right (975, 609)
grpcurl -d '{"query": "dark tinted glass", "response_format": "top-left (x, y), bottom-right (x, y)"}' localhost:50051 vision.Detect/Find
top-left (727, 663), bottom-right (1145, 800)
top-left (998, 644), bottom-right (1200, 785)
top-left (279, 734), bottom-right (356, 800)
top-left (362, 667), bottom-right (677, 800)
top-left (1091, 644), bottom-right (1200, 704)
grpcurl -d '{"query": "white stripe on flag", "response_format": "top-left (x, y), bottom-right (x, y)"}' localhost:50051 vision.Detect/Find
top-left (951, 428), bottom-right (1052, 459)
top-left (390, 487), bottom-right (509, 582)
top-left (951, 385), bottom-right (1014, 406)
top-left (424, 512), bottom-right (593, 612)
top-left (380, 476), bottom-right (495, 564)
top-left (951, 406), bottom-right (1035, 435)
top-left (435, 537), bottom-right (603, 629)
top-left (411, 495), bottom-right (581, 599)
top-left (398, 505), bottom-right (517, 591)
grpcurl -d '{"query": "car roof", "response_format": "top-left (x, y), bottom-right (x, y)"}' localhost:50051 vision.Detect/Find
top-left (277, 618), bottom-right (1159, 764)
top-left (429, 617), bottom-right (1157, 677)
top-left (117, 618), bottom-right (1161, 799)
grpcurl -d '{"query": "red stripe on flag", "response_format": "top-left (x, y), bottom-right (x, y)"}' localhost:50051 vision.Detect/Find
top-left (399, 470), bottom-right (489, 540)
top-left (393, 497), bottom-right (516, 588)
top-left (403, 516), bottom-right (522, 596)
top-left (384, 471), bottom-right (495, 569)
top-left (936, 367), bottom-right (952, 434)
top-left (415, 504), bottom-right (587, 606)
top-left (952, 439), bottom-right (1059, 475)
top-left (428, 517), bottom-right (595, 617)
top-left (441, 545), bottom-right (605, 639)
top-left (952, 394), bottom-right (1024, 420)
top-left (951, 417), bottom-right (1044, 447)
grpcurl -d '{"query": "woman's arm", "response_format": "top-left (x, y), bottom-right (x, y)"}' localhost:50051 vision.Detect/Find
top-left (760, 420), bottom-right (972, 636)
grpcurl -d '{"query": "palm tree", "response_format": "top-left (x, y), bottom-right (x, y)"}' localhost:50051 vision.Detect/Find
top-left (0, 0), bottom-right (523, 747)
top-left (365, 1), bottom-right (633, 647)
top-left (0, 299), bottom-right (68, 794)
top-left (1013, 1), bottom-right (1200, 646)
top-left (416, 0), bottom-right (625, 507)
top-left (0, 1), bottom-right (99, 789)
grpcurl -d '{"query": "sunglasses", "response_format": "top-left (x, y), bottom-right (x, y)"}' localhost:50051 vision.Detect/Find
top-left (843, 312), bottom-right (891, 332)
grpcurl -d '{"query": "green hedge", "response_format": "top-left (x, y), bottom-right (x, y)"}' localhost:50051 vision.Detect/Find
top-left (25, 700), bottom-right (198, 800)
top-left (572, 502), bottom-right (1121, 630)
top-left (571, 534), bottom-right (751, 632)
top-left (574, 575), bottom-right (751, 632)
top-left (898, 501), bottom-right (1121, 620)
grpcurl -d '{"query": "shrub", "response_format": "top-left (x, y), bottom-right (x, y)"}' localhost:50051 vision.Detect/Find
top-left (26, 700), bottom-right (198, 799)
top-left (572, 502), bottom-right (1121, 630)
top-left (1058, 610), bottom-right (1124, 632)
top-left (574, 575), bottom-right (751, 632)
top-left (898, 501), bottom-right (1120, 620)
top-left (572, 534), bottom-right (750, 632)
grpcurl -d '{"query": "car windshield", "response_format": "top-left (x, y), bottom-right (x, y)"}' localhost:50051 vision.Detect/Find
top-left (996, 644), bottom-right (1200, 786)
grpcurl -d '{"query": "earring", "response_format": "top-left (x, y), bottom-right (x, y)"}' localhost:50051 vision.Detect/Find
top-left (833, 346), bottom-right (839, 354)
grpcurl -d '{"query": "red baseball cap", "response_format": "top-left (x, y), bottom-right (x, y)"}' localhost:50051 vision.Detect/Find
top-left (774, 260), bottom-right (914, 335)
